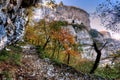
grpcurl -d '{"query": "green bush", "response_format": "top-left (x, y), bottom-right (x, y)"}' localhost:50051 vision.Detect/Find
top-left (36, 45), bottom-right (49, 59)
top-left (95, 67), bottom-right (120, 79)
top-left (7, 45), bottom-right (22, 54)
top-left (49, 21), bottom-right (68, 31)
top-left (0, 46), bottom-right (22, 65)
top-left (89, 29), bottom-right (99, 38)
top-left (0, 49), bottom-right (10, 61)
top-left (2, 71), bottom-right (12, 80)
top-left (16, 41), bottom-right (26, 46)
top-left (52, 58), bottom-right (61, 66)
top-left (11, 53), bottom-right (22, 65)
top-left (75, 61), bottom-right (94, 73)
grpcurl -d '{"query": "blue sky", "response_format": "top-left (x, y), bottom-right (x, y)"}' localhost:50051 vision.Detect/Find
top-left (55, 0), bottom-right (106, 13)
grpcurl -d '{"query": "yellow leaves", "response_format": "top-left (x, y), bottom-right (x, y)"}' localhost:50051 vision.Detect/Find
top-left (51, 28), bottom-right (75, 44)
top-left (47, 21), bottom-right (79, 57)
top-left (60, 29), bottom-right (75, 44)
top-left (25, 20), bottom-right (79, 58)
top-left (50, 27), bottom-right (78, 56)
top-left (63, 43), bottom-right (79, 56)
top-left (25, 25), bottom-right (42, 45)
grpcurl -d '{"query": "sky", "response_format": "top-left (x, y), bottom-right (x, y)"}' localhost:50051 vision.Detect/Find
top-left (55, 0), bottom-right (120, 40)
top-left (55, 0), bottom-right (105, 13)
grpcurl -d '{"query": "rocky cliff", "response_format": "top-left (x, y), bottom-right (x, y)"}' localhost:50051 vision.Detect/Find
top-left (0, 0), bottom-right (120, 79)
top-left (0, 0), bottom-right (29, 50)
top-left (0, 0), bottom-right (120, 67)
top-left (32, 2), bottom-right (90, 30)
top-left (0, 0), bottom-right (91, 50)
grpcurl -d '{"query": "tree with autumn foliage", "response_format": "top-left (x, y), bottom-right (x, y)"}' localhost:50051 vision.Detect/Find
top-left (25, 20), bottom-right (81, 64)
top-left (49, 22), bottom-right (78, 64)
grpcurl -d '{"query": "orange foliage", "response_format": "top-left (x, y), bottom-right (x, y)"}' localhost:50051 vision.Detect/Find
top-left (25, 26), bottom-right (40, 45)
top-left (25, 20), bottom-right (79, 61)
top-left (50, 26), bottom-right (78, 56)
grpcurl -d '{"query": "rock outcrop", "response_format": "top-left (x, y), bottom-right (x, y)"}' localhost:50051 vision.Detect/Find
top-left (0, 45), bottom-right (107, 80)
top-left (89, 29), bottom-right (120, 67)
top-left (0, 0), bottom-right (120, 68)
top-left (0, 0), bottom-right (91, 50)
top-left (32, 2), bottom-right (90, 30)
top-left (1, 0), bottom-right (120, 80)
top-left (0, 0), bottom-right (28, 50)
top-left (100, 31), bottom-right (111, 39)
top-left (60, 26), bottom-right (120, 67)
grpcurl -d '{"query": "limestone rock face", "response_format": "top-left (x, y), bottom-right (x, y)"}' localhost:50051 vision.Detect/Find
top-left (0, 0), bottom-right (90, 50)
top-left (18, 1), bottom-right (120, 67)
top-left (0, 24), bottom-right (7, 50)
top-left (62, 25), bottom-right (93, 59)
top-left (32, 3), bottom-right (90, 30)
top-left (56, 6), bottom-right (90, 30)
top-left (0, 0), bottom-right (120, 68)
top-left (0, 0), bottom-right (28, 50)
top-left (100, 31), bottom-right (111, 39)
top-left (62, 25), bottom-right (120, 66)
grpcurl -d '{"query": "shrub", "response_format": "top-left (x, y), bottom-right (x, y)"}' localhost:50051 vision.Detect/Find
top-left (11, 53), bottom-right (22, 65)
top-left (75, 60), bottom-right (94, 73)
top-left (52, 58), bottom-right (61, 66)
top-left (0, 49), bottom-right (10, 62)
top-left (36, 45), bottom-right (49, 59)
top-left (7, 45), bottom-right (22, 54)
top-left (0, 45), bottom-right (22, 65)
top-left (95, 63), bottom-right (120, 79)
top-left (89, 29), bottom-right (99, 38)
top-left (1, 71), bottom-right (12, 80)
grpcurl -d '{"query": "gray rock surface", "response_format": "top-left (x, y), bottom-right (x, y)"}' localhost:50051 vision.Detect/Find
top-left (0, 0), bottom-right (90, 50)
top-left (63, 26), bottom-right (120, 67)
top-left (32, 3), bottom-right (90, 30)
top-left (0, 0), bottom-right (120, 68)
top-left (14, 45), bottom-right (107, 80)
top-left (0, 0), bottom-right (28, 49)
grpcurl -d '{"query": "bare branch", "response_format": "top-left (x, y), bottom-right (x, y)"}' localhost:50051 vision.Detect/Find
top-left (100, 41), bottom-right (108, 51)
top-left (101, 53), bottom-right (120, 60)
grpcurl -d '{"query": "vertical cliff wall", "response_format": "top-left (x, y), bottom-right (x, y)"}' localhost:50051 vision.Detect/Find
top-left (32, 3), bottom-right (90, 30)
top-left (0, 0), bottom-right (30, 50)
top-left (0, 0), bottom-right (120, 67)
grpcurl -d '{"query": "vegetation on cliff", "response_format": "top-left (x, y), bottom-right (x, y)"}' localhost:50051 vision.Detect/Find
top-left (0, 0), bottom-right (120, 80)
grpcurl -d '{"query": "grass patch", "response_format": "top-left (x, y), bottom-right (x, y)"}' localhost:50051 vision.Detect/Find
top-left (51, 58), bottom-right (62, 66)
top-left (1, 71), bottom-right (12, 80)
top-left (0, 49), bottom-right (10, 62)
top-left (11, 53), bottom-right (22, 65)
top-left (0, 45), bottom-right (22, 65)
top-left (95, 62), bottom-right (120, 79)
top-left (7, 45), bottom-right (22, 54)
top-left (16, 41), bottom-right (27, 46)
top-left (74, 60), bottom-right (94, 73)
top-left (36, 45), bottom-right (50, 59)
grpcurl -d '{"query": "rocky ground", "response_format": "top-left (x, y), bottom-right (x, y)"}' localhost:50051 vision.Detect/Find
top-left (0, 45), bottom-right (108, 80)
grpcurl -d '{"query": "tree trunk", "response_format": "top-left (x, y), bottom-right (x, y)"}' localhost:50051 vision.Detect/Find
top-left (51, 40), bottom-right (57, 58)
top-left (51, 47), bottom-right (56, 58)
top-left (43, 36), bottom-right (50, 50)
top-left (90, 42), bottom-right (102, 74)
top-left (90, 51), bottom-right (101, 74)
top-left (67, 53), bottom-right (70, 64)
